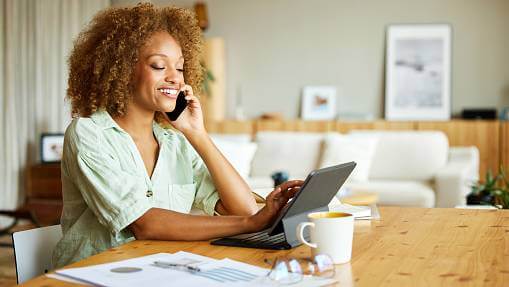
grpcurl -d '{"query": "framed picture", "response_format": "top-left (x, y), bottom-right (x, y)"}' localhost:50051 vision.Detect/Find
top-left (385, 24), bottom-right (452, 121)
top-left (40, 133), bottom-right (64, 163)
top-left (301, 86), bottom-right (337, 120)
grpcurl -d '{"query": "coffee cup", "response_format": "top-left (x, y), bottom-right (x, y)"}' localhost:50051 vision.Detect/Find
top-left (296, 211), bottom-right (354, 264)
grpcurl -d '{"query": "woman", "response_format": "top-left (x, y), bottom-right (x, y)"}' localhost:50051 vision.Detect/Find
top-left (52, 3), bottom-right (303, 268)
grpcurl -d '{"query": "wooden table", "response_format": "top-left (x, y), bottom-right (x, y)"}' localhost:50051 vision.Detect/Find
top-left (24, 207), bottom-right (509, 286)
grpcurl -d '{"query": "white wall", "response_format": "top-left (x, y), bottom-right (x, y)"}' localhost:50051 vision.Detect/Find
top-left (114, 0), bottom-right (509, 119)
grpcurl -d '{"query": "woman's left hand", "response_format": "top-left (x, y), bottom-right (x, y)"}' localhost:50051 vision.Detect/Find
top-left (168, 84), bottom-right (205, 135)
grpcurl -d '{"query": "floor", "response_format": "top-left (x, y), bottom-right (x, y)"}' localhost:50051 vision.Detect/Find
top-left (0, 220), bottom-right (36, 286)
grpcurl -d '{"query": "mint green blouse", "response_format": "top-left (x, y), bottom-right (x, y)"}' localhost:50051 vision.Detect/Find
top-left (51, 110), bottom-right (220, 268)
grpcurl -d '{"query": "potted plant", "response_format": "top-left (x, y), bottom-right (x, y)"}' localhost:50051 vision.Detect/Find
top-left (491, 166), bottom-right (509, 209)
top-left (467, 166), bottom-right (509, 209)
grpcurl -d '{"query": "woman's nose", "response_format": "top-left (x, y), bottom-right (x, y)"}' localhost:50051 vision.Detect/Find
top-left (164, 69), bottom-right (181, 84)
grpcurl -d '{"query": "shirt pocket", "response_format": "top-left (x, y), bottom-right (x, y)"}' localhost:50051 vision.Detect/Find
top-left (169, 183), bottom-right (196, 213)
top-left (152, 184), bottom-right (171, 209)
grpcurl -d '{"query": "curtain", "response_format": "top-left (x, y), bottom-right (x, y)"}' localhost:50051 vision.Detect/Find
top-left (0, 0), bottom-right (109, 226)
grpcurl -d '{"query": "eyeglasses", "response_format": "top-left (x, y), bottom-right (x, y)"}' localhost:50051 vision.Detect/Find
top-left (259, 254), bottom-right (335, 285)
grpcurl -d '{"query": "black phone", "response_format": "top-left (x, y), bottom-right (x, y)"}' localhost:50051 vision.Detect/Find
top-left (166, 91), bottom-right (187, 121)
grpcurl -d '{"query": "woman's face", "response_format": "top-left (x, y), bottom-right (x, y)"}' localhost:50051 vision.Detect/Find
top-left (131, 31), bottom-right (185, 114)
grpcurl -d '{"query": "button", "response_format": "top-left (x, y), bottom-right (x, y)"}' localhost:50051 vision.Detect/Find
top-left (146, 190), bottom-right (153, 197)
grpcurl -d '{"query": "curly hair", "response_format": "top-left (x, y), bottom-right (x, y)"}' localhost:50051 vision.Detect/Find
top-left (67, 3), bottom-right (203, 124)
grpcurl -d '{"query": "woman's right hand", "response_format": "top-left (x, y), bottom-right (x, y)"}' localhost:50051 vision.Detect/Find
top-left (248, 180), bottom-right (304, 232)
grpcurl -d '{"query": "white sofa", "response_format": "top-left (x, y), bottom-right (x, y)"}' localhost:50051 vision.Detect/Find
top-left (210, 130), bottom-right (479, 208)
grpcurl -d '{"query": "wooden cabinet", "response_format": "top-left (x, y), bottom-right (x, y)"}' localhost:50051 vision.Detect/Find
top-left (205, 120), bottom-right (254, 135)
top-left (255, 120), bottom-right (335, 133)
top-left (335, 121), bottom-right (416, 133)
top-left (25, 163), bottom-right (63, 225)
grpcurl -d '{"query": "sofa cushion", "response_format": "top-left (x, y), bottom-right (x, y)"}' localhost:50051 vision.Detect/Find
top-left (319, 133), bottom-right (378, 182)
top-left (209, 133), bottom-right (252, 143)
top-left (251, 132), bottom-right (323, 178)
top-left (344, 180), bottom-right (435, 207)
top-left (350, 131), bottom-right (448, 181)
top-left (210, 137), bottom-right (257, 179)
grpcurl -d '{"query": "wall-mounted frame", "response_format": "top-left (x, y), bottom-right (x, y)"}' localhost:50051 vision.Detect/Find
top-left (40, 133), bottom-right (64, 163)
top-left (385, 24), bottom-right (452, 121)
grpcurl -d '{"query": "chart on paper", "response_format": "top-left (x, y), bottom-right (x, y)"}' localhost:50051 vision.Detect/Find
top-left (55, 251), bottom-right (269, 287)
top-left (193, 266), bottom-right (259, 283)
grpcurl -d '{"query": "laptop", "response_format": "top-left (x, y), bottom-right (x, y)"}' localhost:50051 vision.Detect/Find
top-left (210, 161), bottom-right (356, 250)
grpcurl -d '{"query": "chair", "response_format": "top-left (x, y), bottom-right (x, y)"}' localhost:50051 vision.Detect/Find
top-left (12, 225), bottom-right (62, 284)
top-left (0, 163), bottom-right (62, 246)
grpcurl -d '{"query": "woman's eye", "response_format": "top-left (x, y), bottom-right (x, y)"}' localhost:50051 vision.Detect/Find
top-left (177, 69), bottom-right (184, 73)
top-left (150, 65), bottom-right (165, 70)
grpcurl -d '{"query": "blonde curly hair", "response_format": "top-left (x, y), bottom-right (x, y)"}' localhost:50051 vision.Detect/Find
top-left (67, 3), bottom-right (203, 124)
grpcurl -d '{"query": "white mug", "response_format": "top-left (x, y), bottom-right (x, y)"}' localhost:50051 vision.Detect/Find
top-left (296, 211), bottom-right (354, 264)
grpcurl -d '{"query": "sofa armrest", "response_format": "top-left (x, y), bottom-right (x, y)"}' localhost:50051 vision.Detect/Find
top-left (434, 146), bottom-right (480, 207)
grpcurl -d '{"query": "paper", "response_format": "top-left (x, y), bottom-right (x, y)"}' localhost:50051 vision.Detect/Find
top-left (46, 273), bottom-right (92, 285)
top-left (54, 251), bottom-right (336, 287)
top-left (55, 251), bottom-right (268, 287)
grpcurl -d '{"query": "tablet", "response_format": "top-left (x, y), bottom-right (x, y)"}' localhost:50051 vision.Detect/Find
top-left (211, 161), bottom-right (356, 249)
top-left (267, 161), bottom-right (356, 235)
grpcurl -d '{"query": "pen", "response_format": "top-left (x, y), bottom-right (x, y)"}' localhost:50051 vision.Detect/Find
top-left (152, 261), bottom-right (201, 272)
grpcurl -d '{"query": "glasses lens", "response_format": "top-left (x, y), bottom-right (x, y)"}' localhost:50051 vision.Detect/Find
top-left (310, 254), bottom-right (335, 278)
top-left (267, 254), bottom-right (334, 285)
top-left (268, 258), bottom-right (303, 285)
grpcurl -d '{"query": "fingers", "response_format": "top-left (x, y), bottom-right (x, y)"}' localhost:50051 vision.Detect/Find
top-left (266, 186), bottom-right (283, 203)
top-left (185, 95), bottom-right (201, 109)
top-left (181, 84), bottom-right (194, 97)
top-left (284, 186), bottom-right (301, 199)
top-left (276, 180), bottom-right (304, 203)
top-left (266, 180), bottom-right (304, 207)
top-left (269, 180), bottom-right (304, 200)
top-left (277, 180), bottom-right (304, 192)
top-left (180, 85), bottom-right (201, 109)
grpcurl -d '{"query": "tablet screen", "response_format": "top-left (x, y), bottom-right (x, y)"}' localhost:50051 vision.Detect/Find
top-left (267, 161), bottom-right (356, 235)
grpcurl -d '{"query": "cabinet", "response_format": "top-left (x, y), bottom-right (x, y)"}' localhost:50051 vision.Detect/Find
top-left (24, 163), bottom-right (62, 225)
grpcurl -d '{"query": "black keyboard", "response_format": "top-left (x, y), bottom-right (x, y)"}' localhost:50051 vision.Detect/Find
top-left (211, 231), bottom-right (291, 250)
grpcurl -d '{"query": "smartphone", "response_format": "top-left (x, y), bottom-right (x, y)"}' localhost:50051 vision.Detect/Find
top-left (166, 91), bottom-right (187, 121)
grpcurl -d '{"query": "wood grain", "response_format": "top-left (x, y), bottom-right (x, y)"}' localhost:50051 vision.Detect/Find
top-left (205, 120), bottom-right (254, 136)
top-left (335, 121), bottom-right (415, 133)
top-left (24, 207), bottom-right (509, 287)
top-left (501, 121), bottom-right (509, 169)
top-left (417, 120), bottom-right (500, 178)
top-left (255, 120), bottom-right (335, 133)
top-left (25, 164), bottom-right (63, 225)
top-left (201, 38), bottom-right (226, 122)
top-left (26, 164), bottom-right (61, 199)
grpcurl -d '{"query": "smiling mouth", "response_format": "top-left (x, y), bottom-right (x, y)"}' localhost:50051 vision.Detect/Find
top-left (158, 88), bottom-right (179, 98)
top-left (158, 88), bottom-right (178, 95)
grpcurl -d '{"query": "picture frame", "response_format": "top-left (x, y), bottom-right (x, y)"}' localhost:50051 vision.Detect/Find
top-left (40, 133), bottom-right (64, 163)
top-left (301, 86), bottom-right (337, 120)
top-left (385, 24), bottom-right (452, 121)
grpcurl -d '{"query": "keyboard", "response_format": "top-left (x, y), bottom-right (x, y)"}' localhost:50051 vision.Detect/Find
top-left (211, 230), bottom-right (292, 250)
